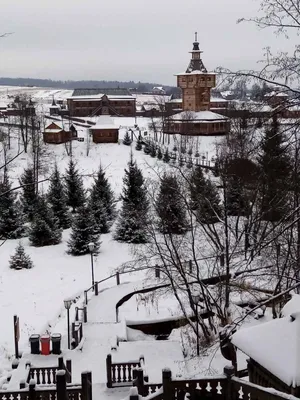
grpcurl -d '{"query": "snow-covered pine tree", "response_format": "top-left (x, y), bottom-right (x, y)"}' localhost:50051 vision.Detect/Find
top-left (0, 172), bottom-right (24, 239)
top-left (135, 139), bottom-right (142, 151)
top-left (88, 196), bottom-right (109, 234)
top-left (156, 173), bottom-right (188, 234)
top-left (64, 158), bottom-right (86, 213)
top-left (114, 154), bottom-right (149, 243)
top-left (67, 205), bottom-right (101, 255)
top-left (19, 167), bottom-right (38, 221)
top-left (48, 164), bottom-right (70, 229)
top-left (189, 166), bottom-right (223, 224)
top-left (89, 165), bottom-right (116, 230)
top-left (29, 195), bottom-right (62, 247)
top-left (9, 242), bottom-right (33, 270)
top-left (123, 131), bottom-right (132, 146)
top-left (150, 143), bottom-right (157, 158)
top-left (163, 148), bottom-right (170, 163)
top-left (157, 147), bottom-right (163, 160)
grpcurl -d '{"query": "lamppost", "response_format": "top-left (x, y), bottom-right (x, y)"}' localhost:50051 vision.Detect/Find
top-left (88, 242), bottom-right (95, 290)
top-left (192, 294), bottom-right (201, 356)
top-left (64, 298), bottom-right (73, 350)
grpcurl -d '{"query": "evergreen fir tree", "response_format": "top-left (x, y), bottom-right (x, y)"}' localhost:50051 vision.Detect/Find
top-left (114, 154), bottom-right (149, 243)
top-left (9, 243), bottom-right (33, 270)
top-left (64, 158), bottom-right (86, 212)
top-left (123, 131), bottom-right (132, 146)
top-left (258, 116), bottom-right (291, 221)
top-left (88, 196), bottom-right (109, 234)
top-left (189, 166), bottom-right (223, 224)
top-left (225, 175), bottom-right (250, 217)
top-left (29, 195), bottom-right (62, 247)
top-left (156, 173), bottom-right (188, 234)
top-left (135, 139), bottom-right (142, 151)
top-left (144, 142), bottom-right (150, 154)
top-left (157, 147), bottom-right (163, 160)
top-left (67, 205), bottom-right (101, 256)
top-left (163, 148), bottom-right (170, 163)
top-left (48, 164), bottom-right (70, 229)
top-left (150, 143), bottom-right (157, 158)
top-left (89, 164), bottom-right (116, 228)
top-left (19, 167), bottom-right (38, 221)
top-left (0, 172), bottom-right (24, 239)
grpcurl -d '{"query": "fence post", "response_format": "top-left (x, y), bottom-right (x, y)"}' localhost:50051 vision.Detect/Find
top-left (83, 306), bottom-right (88, 323)
top-left (155, 265), bottom-right (160, 279)
top-left (84, 290), bottom-right (88, 305)
top-left (75, 307), bottom-right (79, 321)
top-left (28, 380), bottom-right (36, 400)
top-left (129, 387), bottom-right (139, 400)
top-left (19, 379), bottom-right (26, 389)
top-left (116, 272), bottom-right (120, 285)
top-left (95, 282), bottom-right (99, 296)
top-left (58, 356), bottom-right (64, 369)
top-left (71, 323), bottom-right (76, 347)
top-left (223, 365), bottom-right (235, 400)
top-left (106, 354), bottom-right (112, 388)
top-left (66, 359), bottom-right (72, 383)
top-left (162, 369), bottom-right (173, 400)
top-left (56, 371), bottom-right (67, 400)
top-left (81, 372), bottom-right (89, 400)
top-left (87, 371), bottom-right (92, 400)
top-left (220, 253), bottom-right (225, 267)
top-left (133, 368), bottom-right (144, 396)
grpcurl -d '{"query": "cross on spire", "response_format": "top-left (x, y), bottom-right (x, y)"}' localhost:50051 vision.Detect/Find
top-left (195, 31), bottom-right (198, 42)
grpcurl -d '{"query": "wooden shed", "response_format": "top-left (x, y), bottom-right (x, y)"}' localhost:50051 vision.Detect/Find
top-left (232, 306), bottom-right (300, 397)
top-left (43, 122), bottom-right (75, 144)
top-left (89, 122), bottom-right (119, 144)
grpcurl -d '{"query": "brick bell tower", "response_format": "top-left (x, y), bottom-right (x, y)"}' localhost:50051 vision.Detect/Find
top-left (176, 33), bottom-right (216, 112)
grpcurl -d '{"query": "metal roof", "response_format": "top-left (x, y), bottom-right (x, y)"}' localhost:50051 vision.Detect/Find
top-left (72, 88), bottom-right (132, 97)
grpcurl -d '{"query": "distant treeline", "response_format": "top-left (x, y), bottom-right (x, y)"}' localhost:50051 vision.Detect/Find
top-left (0, 77), bottom-right (180, 95)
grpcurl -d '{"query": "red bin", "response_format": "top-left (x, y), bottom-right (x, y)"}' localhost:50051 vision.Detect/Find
top-left (40, 334), bottom-right (50, 355)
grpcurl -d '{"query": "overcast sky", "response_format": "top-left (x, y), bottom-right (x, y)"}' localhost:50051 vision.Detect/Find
top-left (0, 0), bottom-right (296, 85)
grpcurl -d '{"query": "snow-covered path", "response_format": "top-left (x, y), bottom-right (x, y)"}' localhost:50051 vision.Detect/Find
top-left (20, 277), bottom-right (185, 399)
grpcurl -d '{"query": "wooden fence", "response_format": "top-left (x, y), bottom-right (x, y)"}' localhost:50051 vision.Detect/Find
top-left (26, 357), bottom-right (72, 385)
top-left (72, 322), bottom-right (83, 348)
top-left (106, 354), bottom-right (145, 388)
top-left (130, 366), bottom-right (299, 400)
top-left (1, 370), bottom-right (92, 400)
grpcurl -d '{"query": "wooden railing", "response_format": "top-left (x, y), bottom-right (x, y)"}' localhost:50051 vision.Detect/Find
top-left (130, 366), bottom-right (300, 400)
top-left (1, 370), bottom-right (91, 400)
top-left (72, 322), bottom-right (83, 348)
top-left (106, 354), bottom-right (144, 388)
top-left (27, 357), bottom-right (72, 385)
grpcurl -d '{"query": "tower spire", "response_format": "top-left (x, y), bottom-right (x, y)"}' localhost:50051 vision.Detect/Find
top-left (195, 31), bottom-right (198, 42)
top-left (186, 32), bottom-right (207, 73)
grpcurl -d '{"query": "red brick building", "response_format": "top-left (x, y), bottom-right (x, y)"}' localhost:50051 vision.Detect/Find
top-left (67, 89), bottom-right (135, 118)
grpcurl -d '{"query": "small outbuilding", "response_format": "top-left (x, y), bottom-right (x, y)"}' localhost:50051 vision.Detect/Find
top-left (89, 117), bottom-right (119, 143)
top-left (43, 122), bottom-right (76, 144)
top-left (232, 305), bottom-right (300, 397)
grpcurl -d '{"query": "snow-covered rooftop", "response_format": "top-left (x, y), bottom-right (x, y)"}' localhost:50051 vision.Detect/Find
top-left (171, 110), bottom-right (228, 122)
top-left (91, 116), bottom-right (118, 130)
top-left (232, 313), bottom-right (300, 387)
top-left (175, 70), bottom-right (214, 76)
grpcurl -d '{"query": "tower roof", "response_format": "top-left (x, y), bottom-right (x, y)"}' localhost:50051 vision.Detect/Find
top-left (186, 32), bottom-right (207, 74)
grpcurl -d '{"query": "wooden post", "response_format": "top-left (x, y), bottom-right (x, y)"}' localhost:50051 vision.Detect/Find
top-left (84, 290), bottom-right (88, 305)
top-left (116, 272), bottom-right (120, 285)
top-left (220, 253), bottom-right (225, 267)
top-left (155, 265), bottom-right (160, 279)
top-left (71, 323), bottom-right (76, 347)
top-left (162, 369), bottom-right (173, 400)
top-left (82, 372), bottom-right (89, 400)
top-left (75, 307), bottom-right (79, 321)
top-left (28, 380), bottom-right (36, 400)
top-left (66, 359), bottom-right (72, 383)
top-left (56, 371), bottom-right (67, 400)
top-left (223, 365), bottom-right (235, 400)
top-left (83, 306), bottom-right (88, 323)
top-left (95, 282), bottom-right (99, 296)
top-left (87, 371), bottom-right (92, 400)
top-left (133, 368), bottom-right (144, 396)
top-left (129, 387), bottom-right (139, 400)
top-left (58, 356), bottom-right (64, 370)
top-left (19, 380), bottom-right (26, 389)
top-left (106, 354), bottom-right (112, 388)
top-left (13, 315), bottom-right (20, 359)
